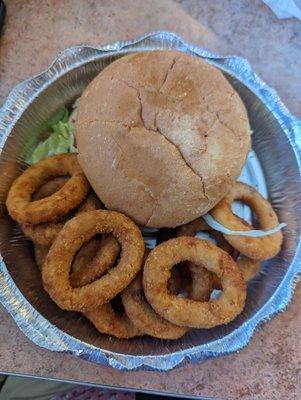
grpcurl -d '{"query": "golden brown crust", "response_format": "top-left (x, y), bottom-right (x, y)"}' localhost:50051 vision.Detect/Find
top-left (32, 177), bottom-right (69, 200)
top-left (210, 182), bottom-right (283, 260)
top-left (211, 256), bottom-right (261, 289)
top-left (237, 255), bottom-right (261, 282)
top-left (35, 240), bottom-right (140, 339)
top-left (188, 262), bottom-right (213, 301)
top-left (6, 153), bottom-right (90, 225)
top-left (70, 235), bottom-right (120, 287)
top-left (33, 234), bottom-right (120, 290)
top-left (71, 237), bottom-right (102, 274)
top-left (85, 301), bottom-right (143, 339)
top-left (143, 237), bottom-right (246, 328)
top-left (23, 221), bottom-right (65, 246)
top-left (177, 214), bottom-right (261, 286)
top-left (122, 273), bottom-right (188, 339)
top-left (76, 50), bottom-right (251, 228)
top-left (22, 192), bottom-right (102, 246)
top-left (27, 179), bottom-right (68, 248)
top-left (42, 210), bottom-right (145, 312)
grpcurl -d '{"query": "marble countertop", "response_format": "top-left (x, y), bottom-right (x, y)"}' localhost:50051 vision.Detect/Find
top-left (0, 1), bottom-right (300, 399)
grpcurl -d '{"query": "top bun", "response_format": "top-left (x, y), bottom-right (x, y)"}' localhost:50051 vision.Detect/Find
top-left (76, 50), bottom-right (251, 228)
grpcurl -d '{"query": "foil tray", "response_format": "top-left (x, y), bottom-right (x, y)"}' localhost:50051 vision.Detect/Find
top-left (0, 31), bottom-right (300, 371)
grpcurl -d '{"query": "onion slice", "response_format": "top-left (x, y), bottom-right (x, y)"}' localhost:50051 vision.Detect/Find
top-left (202, 214), bottom-right (286, 238)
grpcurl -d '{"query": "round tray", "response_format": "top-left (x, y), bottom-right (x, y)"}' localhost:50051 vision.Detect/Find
top-left (0, 31), bottom-right (300, 371)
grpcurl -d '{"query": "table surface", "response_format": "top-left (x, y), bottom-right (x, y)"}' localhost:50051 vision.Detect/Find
top-left (0, 1), bottom-right (300, 399)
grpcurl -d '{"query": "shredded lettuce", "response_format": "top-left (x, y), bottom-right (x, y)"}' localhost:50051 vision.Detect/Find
top-left (25, 107), bottom-right (76, 165)
top-left (202, 213), bottom-right (286, 237)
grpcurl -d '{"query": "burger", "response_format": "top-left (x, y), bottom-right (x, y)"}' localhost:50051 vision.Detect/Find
top-left (76, 50), bottom-right (251, 228)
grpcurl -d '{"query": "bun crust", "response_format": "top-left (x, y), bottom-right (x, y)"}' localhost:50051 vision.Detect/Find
top-left (76, 51), bottom-right (251, 227)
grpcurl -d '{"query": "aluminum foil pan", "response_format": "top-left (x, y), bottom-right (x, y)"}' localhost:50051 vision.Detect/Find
top-left (0, 31), bottom-right (300, 371)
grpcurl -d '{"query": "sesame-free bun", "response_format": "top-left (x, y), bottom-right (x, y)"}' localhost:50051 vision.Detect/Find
top-left (76, 50), bottom-right (251, 228)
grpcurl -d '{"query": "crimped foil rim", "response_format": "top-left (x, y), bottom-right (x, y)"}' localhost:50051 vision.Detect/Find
top-left (0, 31), bottom-right (300, 371)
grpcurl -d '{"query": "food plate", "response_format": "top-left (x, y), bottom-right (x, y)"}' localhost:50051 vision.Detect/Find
top-left (0, 31), bottom-right (300, 371)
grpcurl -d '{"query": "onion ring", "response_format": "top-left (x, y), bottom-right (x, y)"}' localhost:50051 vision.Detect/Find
top-left (22, 178), bottom-right (67, 244)
top-left (210, 255), bottom-right (261, 290)
top-left (71, 237), bottom-right (102, 274)
top-left (42, 210), bottom-right (145, 312)
top-left (178, 216), bottom-right (260, 286)
top-left (121, 245), bottom-right (210, 340)
top-left (6, 153), bottom-right (90, 225)
top-left (237, 255), bottom-right (261, 283)
top-left (56, 194), bottom-right (120, 288)
top-left (122, 273), bottom-right (188, 339)
top-left (22, 192), bottom-right (102, 246)
top-left (168, 262), bottom-right (213, 302)
top-left (33, 234), bottom-right (120, 289)
top-left (119, 252), bottom-right (213, 339)
top-left (77, 240), bottom-right (139, 339)
top-left (34, 231), bottom-right (137, 339)
top-left (70, 235), bottom-right (120, 288)
top-left (188, 262), bottom-right (213, 301)
top-left (210, 182), bottom-right (283, 260)
top-left (32, 177), bottom-right (68, 200)
top-left (143, 237), bottom-right (246, 328)
top-left (177, 218), bottom-right (222, 297)
top-left (85, 299), bottom-right (143, 339)
top-left (34, 242), bottom-right (140, 339)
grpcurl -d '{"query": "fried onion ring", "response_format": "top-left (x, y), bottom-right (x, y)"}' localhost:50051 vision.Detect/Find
top-left (22, 192), bottom-right (102, 246)
top-left (210, 182), bottom-right (283, 260)
top-left (42, 210), bottom-right (145, 312)
top-left (188, 262), bottom-right (213, 301)
top-left (71, 237), bottom-right (102, 274)
top-left (34, 239), bottom-right (134, 339)
top-left (34, 234), bottom-right (120, 289)
top-left (178, 216), bottom-right (260, 286)
top-left (85, 299), bottom-right (143, 339)
top-left (122, 251), bottom-right (190, 340)
top-left (168, 262), bottom-right (213, 302)
top-left (210, 255), bottom-right (261, 289)
top-left (75, 240), bottom-right (139, 339)
top-left (177, 218), bottom-right (222, 298)
top-left (32, 176), bottom-right (68, 201)
top-left (32, 177), bottom-right (68, 200)
top-left (70, 235), bottom-right (120, 288)
top-left (122, 273), bottom-right (188, 339)
top-left (22, 178), bottom-right (67, 244)
top-left (237, 255), bottom-right (261, 283)
top-left (143, 237), bottom-right (246, 328)
top-left (6, 153), bottom-right (90, 225)
top-left (34, 242), bottom-right (140, 339)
